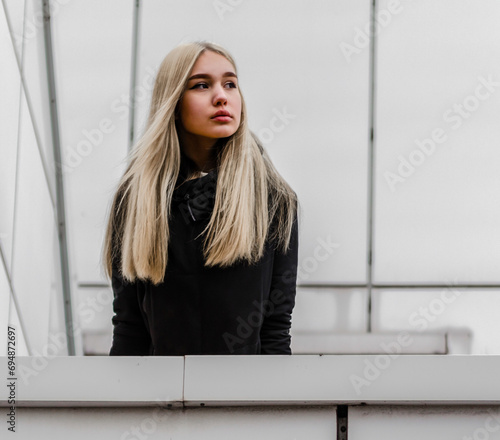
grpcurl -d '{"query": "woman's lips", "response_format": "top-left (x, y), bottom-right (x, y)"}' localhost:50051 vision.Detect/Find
top-left (212, 115), bottom-right (232, 122)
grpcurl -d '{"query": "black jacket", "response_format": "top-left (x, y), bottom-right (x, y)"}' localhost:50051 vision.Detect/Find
top-left (109, 153), bottom-right (299, 356)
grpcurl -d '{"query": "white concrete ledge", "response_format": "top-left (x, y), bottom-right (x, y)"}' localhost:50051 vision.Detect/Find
top-left (0, 355), bottom-right (499, 407)
top-left (0, 357), bottom-right (184, 407)
top-left (184, 355), bottom-right (500, 406)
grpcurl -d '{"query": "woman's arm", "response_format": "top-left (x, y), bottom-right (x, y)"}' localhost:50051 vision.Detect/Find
top-left (109, 260), bottom-right (152, 356)
top-left (260, 213), bottom-right (299, 354)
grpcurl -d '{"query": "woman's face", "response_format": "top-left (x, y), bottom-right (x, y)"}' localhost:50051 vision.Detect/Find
top-left (179, 50), bottom-right (242, 145)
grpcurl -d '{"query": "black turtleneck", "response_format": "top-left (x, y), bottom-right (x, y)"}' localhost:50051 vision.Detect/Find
top-left (109, 147), bottom-right (298, 356)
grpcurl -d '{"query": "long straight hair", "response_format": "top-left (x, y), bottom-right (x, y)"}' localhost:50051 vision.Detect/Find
top-left (102, 41), bottom-right (298, 285)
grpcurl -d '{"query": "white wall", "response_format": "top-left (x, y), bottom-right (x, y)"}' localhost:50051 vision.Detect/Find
top-left (0, 0), bottom-right (68, 356)
top-left (2, 1), bottom-right (500, 356)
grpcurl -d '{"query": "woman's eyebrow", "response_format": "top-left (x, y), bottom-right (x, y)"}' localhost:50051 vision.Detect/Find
top-left (188, 72), bottom-right (237, 81)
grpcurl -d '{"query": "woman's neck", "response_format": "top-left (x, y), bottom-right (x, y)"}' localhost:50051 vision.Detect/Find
top-left (180, 144), bottom-right (219, 173)
top-left (178, 130), bottom-right (219, 173)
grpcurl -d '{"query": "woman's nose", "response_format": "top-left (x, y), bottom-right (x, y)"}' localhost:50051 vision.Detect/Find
top-left (213, 85), bottom-right (228, 105)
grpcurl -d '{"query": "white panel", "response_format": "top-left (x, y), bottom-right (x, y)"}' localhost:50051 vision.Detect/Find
top-left (0, 5), bottom-right (21, 274)
top-left (10, 407), bottom-right (335, 440)
top-left (139, 0), bottom-right (370, 283)
top-left (374, 0), bottom-right (500, 283)
top-left (292, 333), bottom-right (446, 355)
top-left (350, 406), bottom-right (500, 440)
top-left (11, 89), bottom-right (55, 354)
top-left (20, 0), bottom-right (57, 198)
top-left (72, 278), bottom-right (111, 356)
top-left (3, 1), bottom-right (56, 199)
top-left (82, 332), bottom-right (112, 355)
top-left (52, 0), bottom-right (133, 282)
top-left (75, 286), bottom-right (114, 332)
top-left (2, 0), bottom-right (24, 53)
top-left (372, 289), bottom-right (500, 354)
top-left (292, 288), bottom-right (368, 333)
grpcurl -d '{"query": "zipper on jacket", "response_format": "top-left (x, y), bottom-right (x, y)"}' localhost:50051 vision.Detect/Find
top-left (184, 193), bottom-right (197, 221)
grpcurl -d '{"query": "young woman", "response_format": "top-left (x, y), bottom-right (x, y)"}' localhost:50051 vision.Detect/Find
top-left (102, 41), bottom-right (300, 356)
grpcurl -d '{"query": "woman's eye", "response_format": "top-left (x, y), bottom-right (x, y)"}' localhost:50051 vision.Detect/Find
top-left (225, 82), bottom-right (237, 89)
top-left (191, 83), bottom-right (208, 89)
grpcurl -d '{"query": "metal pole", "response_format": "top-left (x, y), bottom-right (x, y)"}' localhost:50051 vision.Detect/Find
top-left (366, 0), bottom-right (378, 332)
top-left (128, 0), bottom-right (141, 151)
top-left (42, 0), bottom-right (75, 355)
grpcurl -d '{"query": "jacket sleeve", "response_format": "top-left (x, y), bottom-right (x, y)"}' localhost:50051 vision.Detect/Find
top-left (260, 212), bottom-right (299, 355)
top-left (109, 260), bottom-right (152, 356)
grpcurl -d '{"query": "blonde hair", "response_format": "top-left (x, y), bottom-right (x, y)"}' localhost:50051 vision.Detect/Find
top-left (102, 41), bottom-right (298, 285)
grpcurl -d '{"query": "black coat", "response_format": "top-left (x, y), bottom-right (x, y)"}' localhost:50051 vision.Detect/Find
top-left (109, 153), bottom-right (299, 356)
